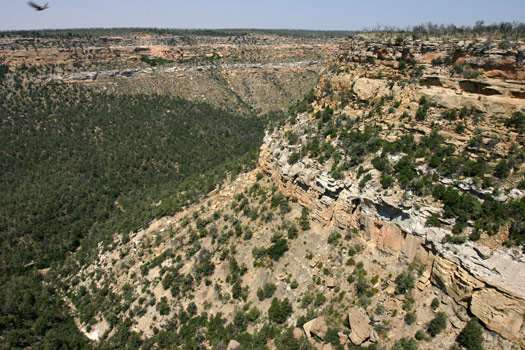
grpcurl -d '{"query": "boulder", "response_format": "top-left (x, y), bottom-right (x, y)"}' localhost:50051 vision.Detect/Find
top-left (348, 307), bottom-right (371, 345)
top-left (293, 328), bottom-right (304, 339)
top-left (303, 317), bottom-right (328, 340)
top-left (227, 340), bottom-right (241, 350)
top-left (338, 332), bottom-right (349, 345)
top-left (321, 344), bottom-right (333, 350)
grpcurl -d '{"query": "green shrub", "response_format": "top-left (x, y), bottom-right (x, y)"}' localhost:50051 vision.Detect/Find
top-left (455, 123), bottom-right (466, 134)
top-left (288, 152), bottom-right (301, 165)
top-left (287, 224), bottom-right (298, 239)
top-left (314, 293), bottom-right (326, 307)
top-left (359, 173), bottom-right (372, 189)
top-left (324, 327), bottom-right (341, 345)
top-left (140, 54), bottom-right (173, 66)
top-left (246, 307), bottom-right (261, 323)
top-left (493, 159), bottom-right (510, 179)
top-left (427, 312), bottom-right (447, 337)
top-left (415, 330), bottom-right (427, 341)
top-left (299, 207), bottom-right (310, 230)
top-left (0, 64), bottom-right (8, 79)
top-left (392, 337), bottom-right (419, 350)
top-left (443, 234), bottom-right (467, 244)
top-left (380, 174), bottom-right (394, 189)
top-left (416, 106), bottom-right (428, 121)
top-left (456, 318), bottom-right (484, 350)
top-left (403, 297), bottom-right (415, 311)
top-left (327, 231), bottom-right (341, 245)
top-left (405, 311), bottom-right (417, 325)
top-left (156, 296), bottom-right (170, 315)
top-left (300, 293), bottom-right (313, 308)
top-left (394, 270), bottom-right (415, 295)
top-left (187, 302), bottom-right (197, 316)
top-left (267, 238), bottom-right (289, 260)
top-left (426, 213), bottom-right (442, 227)
top-left (432, 56), bottom-right (444, 66)
top-left (262, 283), bottom-right (277, 299)
top-left (268, 298), bottom-right (293, 324)
top-left (505, 111), bottom-right (524, 132)
top-left (430, 298), bottom-right (440, 310)
top-left (375, 304), bottom-right (385, 315)
top-left (232, 282), bottom-right (242, 299)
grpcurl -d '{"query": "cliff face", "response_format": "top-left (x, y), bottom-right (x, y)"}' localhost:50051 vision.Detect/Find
top-left (259, 34), bottom-right (525, 345)
top-left (260, 144), bottom-right (525, 344)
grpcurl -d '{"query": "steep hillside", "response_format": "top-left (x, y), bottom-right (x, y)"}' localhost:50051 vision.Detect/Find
top-left (59, 34), bottom-right (524, 350)
top-left (0, 30), bottom-right (350, 348)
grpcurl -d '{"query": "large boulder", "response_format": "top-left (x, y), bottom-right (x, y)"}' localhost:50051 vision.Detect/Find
top-left (348, 307), bottom-right (371, 345)
top-left (303, 317), bottom-right (328, 340)
top-left (227, 340), bottom-right (241, 350)
top-left (293, 328), bottom-right (304, 339)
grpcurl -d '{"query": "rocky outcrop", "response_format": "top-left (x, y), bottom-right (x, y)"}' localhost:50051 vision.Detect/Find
top-left (471, 288), bottom-right (525, 345)
top-left (259, 114), bottom-right (525, 346)
top-left (352, 78), bottom-right (389, 101)
top-left (303, 317), bottom-right (328, 340)
top-left (227, 339), bottom-right (242, 350)
top-left (347, 307), bottom-right (371, 345)
top-left (257, 33), bottom-right (525, 346)
top-left (338, 36), bottom-right (525, 81)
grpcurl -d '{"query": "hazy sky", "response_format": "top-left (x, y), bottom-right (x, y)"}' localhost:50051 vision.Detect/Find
top-left (1, 0), bottom-right (524, 31)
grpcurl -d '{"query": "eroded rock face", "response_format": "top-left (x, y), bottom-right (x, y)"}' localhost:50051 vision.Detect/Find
top-left (258, 53), bottom-right (525, 344)
top-left (470, 288), bottom-right (525, 345)
top-left (430, 254), bottom-right (486, 305)
top-left (364, 216), bottom-right (404, 255)
top-left (261, 139), bottom-right (525, 345)
top-left (348, 307), bottom-right (371, 345)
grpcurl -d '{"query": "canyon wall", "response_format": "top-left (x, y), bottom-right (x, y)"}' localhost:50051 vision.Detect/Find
top-left (259, 139), bottom-right (525, 345)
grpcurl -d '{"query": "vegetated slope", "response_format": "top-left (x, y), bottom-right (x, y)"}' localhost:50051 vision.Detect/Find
top-left (0, 28), bottom-right (339, 349)
top-left (0, 80), bottom-right (264, 271)
top-left (60, 33), bottom-right (525, 350)
top-left (98, 67), bottom-right (320, 115)
top-left (0, 29), bottom-right (345, 117)
top-left (0, 76), bottom-right (265, 348)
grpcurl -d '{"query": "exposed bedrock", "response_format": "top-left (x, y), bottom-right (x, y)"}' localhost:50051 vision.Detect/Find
top-left (259, 137), bottom-right (525, 346)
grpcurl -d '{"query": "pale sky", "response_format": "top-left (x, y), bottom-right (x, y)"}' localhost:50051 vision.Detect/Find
top-left (1, 0), bottom-right (524, 31)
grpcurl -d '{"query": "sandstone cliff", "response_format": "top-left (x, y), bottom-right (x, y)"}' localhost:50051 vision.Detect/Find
top-left (259, 34), bottom-right (525, 346)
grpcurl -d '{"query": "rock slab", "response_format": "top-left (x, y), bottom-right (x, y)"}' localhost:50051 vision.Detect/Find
top-left (348, 307), bottom-right (371, 345)
top-left (303, 317), bottom-right (328, 340)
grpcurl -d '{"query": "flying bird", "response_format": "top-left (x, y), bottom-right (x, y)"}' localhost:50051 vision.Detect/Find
top-left (28, 1), bottom-right (49, 11)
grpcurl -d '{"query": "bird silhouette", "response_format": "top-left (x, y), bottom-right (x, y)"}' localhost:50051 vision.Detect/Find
top-left (28, 1), bottom-right (49, 11)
